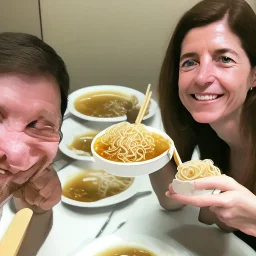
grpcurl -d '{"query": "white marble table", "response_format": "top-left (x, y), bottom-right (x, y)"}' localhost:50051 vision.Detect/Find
top-left (0, 109), bottom-right (255, 255)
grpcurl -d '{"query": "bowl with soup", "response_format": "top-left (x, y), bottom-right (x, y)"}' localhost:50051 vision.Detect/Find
top-left (91, 122), bottom-right (175, 177)
top-left (58, 160), bottom-right (146, 207)
top-left (73, 234), bottom-right (181, 256)
top-left (172, 159), bottom-right (222, 196)
top-left (68, 85), bottom-right (158, 122)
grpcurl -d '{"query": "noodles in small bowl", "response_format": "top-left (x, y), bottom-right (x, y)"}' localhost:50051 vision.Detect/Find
top-left (91, 122), bottom-right (175, 177)
top-left (172, 159), bottom-right (222, 195)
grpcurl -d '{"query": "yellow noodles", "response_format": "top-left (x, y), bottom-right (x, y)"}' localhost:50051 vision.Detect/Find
top-left (176, 159), bottom-right (221, 181)
top-left (98, 122), bottom-right (155, 162)
top-left (86, 170), bottom-right (134, 198)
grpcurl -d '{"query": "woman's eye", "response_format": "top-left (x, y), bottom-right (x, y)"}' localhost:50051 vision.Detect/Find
top-left (220, 56), bottom-right (233, 64)
top-left (182, 60), bottom-right (196, 67)
top-left (27, 120), bottom-right (38, 128)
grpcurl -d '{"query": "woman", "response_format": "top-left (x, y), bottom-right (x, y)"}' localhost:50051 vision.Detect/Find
top-left (149, 0), bottom-right (256, 250)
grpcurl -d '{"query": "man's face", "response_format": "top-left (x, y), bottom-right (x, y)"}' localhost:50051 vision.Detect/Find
top-left (0, 73), bottom-right (61, 191)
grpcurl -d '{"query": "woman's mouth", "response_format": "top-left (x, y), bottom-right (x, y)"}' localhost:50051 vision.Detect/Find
top-left (192, 94), bottom-right (224, 101)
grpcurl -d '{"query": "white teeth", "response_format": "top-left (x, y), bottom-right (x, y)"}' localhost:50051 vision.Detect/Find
top-left (0, 170), bottom-right (6, 175)
top-left (194, 94), bottom-right (218, 101)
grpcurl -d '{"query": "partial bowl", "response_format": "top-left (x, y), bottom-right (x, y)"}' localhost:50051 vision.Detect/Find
top-left (58, 160), bottom-right (146, 207)
top-left (74, 234), bottom-right (184, 256)
top-left (59, 120), bottom-right (111, 161)
top-left (67, 85), bottom-right (158, 122)
top-left (91, 124), bottom-right (175, 177)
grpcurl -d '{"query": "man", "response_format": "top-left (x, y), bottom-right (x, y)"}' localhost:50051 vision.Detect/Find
top-left (0, 32), bottom-right (69, 255)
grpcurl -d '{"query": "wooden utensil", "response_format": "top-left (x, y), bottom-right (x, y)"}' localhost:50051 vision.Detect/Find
top-left (173, 148), bottom-right (182, 166)
top-left (0, 208), bottom-right (33, 256)
top-left (135, 84), bottom-right (152, 124)
top-left (134, 84), bottom-right (183, 166)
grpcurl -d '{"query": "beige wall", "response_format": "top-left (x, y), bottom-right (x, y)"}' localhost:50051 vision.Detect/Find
top-left (41, 0), bottom-right (200, 98)
top-left (0, 0), bottom-right (41, 37)
top-left (41, 0), bottom-right (256, 98)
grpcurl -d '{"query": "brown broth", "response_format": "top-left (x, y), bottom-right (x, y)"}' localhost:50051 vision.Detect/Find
top-left (62, 170), bottom-right (134, 202)
top-left (68, 132), bottom-right (98, 156)
top-left (94, 132), bottom-right (170, 162)
top-left (74, 91), bottom-right (138, 117)
top-left (96, 245), bottom-right (157, 256)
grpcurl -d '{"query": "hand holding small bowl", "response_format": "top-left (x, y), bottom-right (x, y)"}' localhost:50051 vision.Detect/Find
top-left (172, 159), bottom-right (222, 195)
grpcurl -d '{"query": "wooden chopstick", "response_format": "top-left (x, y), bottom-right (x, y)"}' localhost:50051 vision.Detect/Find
top-left (173, 148), bottom-right (182, 166)
top-left (135, 84), bottom-right (152, 124)
top-left (136, 91), bottom-right (152, 124)
top-left (0, 208), bottom-right (33, 256)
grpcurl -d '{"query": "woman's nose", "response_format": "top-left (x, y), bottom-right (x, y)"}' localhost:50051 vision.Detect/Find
top-left (0, 132), bottom-right (30, 172)
top-left (194, 62), bottom-right (215, 87)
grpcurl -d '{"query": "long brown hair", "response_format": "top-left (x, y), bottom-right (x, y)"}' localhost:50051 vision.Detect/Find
top-left (158, 0), bottom-right (256, 188)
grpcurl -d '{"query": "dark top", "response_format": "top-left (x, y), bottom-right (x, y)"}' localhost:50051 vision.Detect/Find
top-left (234, 230), bottom-right (256, 251)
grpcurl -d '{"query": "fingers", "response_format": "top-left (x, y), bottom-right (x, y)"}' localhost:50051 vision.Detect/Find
top-left (166, 191), bottom-right (225, 207)
top-left (40, 185), bottom-right (62, 210)
top-left (167, 181), bottom-right (242, 208)
top-left (14, 166), bottom-right (62, 210)
top-left (39, 173), bottom-right (60, 198)
top-left (12, 159), bottom-right (46, 185)
top-left (30, 167), bottom-right (55, 190)
top-left (192, 175), bottom-right (245, 192)
top-left (30, 165), bottom-right (53, 185)
top-left (168, 175), bottom-right (247, 197)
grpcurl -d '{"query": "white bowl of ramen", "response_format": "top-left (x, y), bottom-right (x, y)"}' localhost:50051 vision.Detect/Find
top-left (58, 160), bottom-right (148, 207)
top-left (91, 122), bottom-right (175, 177)
top-left (172, 159), bottom-right (222, 196)
top-left (67, 85), bottom-right (158, 122)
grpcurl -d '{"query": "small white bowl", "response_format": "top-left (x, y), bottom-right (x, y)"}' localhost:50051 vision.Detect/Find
top-left (172, 178), bottom-right (221, 196)
top-left (68, 85), bottom-right (158, 122)
top-left (91, 124), bottom-right (175, 177)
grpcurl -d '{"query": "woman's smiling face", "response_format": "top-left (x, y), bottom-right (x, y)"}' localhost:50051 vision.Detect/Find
top-left (178, 19), bottom-right (256, 124)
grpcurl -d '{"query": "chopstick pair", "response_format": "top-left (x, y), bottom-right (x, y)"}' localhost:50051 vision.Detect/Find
top-left (134, 83), bottom-right (182, 167)
top-left (135, 84), bottom-right (152, 124)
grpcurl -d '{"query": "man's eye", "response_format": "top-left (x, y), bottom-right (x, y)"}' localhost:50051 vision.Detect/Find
top-left (27, 120), bottom-right (38, 128)
top-left (182, 60), bottom-right (196, 67)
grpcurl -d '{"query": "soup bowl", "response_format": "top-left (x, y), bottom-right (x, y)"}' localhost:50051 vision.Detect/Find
top-left (91, 124), bottom-right (175, 177)
top-left (68, 85), bottom-right (158, 122)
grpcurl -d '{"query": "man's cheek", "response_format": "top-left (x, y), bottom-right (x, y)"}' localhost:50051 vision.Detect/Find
top-left (36, 141), bottom-right (59, 163)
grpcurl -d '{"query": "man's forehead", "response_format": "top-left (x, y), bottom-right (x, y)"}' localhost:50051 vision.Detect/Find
top-left (0, 74), bottom-right (61, 109)
top-left (0, 72), bottom-right (59, 95)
